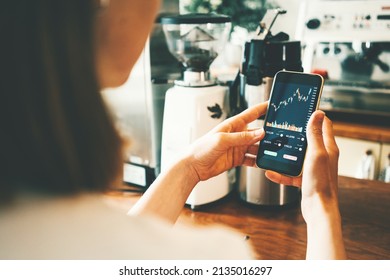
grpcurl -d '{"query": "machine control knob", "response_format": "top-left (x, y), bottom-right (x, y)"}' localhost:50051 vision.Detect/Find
top-left (306, 18), bottom-right (321, 29)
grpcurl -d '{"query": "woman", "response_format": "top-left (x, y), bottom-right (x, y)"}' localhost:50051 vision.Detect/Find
top-left (0, 0), bottom-right (346, 259)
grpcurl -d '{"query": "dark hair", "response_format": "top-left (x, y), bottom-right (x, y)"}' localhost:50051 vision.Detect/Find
top-left (0, 0), bottom-right (124, 197)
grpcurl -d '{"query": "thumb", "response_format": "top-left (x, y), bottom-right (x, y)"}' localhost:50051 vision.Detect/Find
top-left (306, 110), bottom-right (326, 151)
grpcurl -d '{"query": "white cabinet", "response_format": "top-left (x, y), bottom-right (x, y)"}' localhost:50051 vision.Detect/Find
top-left (379, 143), bottom-right (390, 182)
top-left (380, 143), bottom-right (390, 168)
top-left (335, 136), bottom-right (381, 179)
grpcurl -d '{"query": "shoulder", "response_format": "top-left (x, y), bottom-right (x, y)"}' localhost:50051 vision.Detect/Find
top-left (0, 194), bottom-right (254, 260)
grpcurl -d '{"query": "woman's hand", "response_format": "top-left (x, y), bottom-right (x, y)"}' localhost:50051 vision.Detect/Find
top-left (265, 110), bottom-right (340, 217)
top-left (184, 102), bottom-right (267, 182)
top-left (265, 110), bottom-right (346, 259)
top-left (130, 102), bottom-right (267, 223)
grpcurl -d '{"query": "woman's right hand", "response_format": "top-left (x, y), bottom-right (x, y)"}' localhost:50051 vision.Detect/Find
top-left (300, 111), bottom-right (340, 222)
top-left (265, 111), bottom-right (339, 219)
top-left (265, 110), bottom-right (346, 259)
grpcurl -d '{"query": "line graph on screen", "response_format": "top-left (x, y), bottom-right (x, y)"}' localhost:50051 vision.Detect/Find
top-left (270, 88), bottom-right (312, 112)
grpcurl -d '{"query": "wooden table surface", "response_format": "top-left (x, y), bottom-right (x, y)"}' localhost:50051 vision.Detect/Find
top-left (106, 176), bottom-right (390, 260)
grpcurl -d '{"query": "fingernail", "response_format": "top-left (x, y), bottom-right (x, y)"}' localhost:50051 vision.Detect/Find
top-left (317, 110), bottom-right (325, 119)
top-left (312, 110), bottom-right (325, 124)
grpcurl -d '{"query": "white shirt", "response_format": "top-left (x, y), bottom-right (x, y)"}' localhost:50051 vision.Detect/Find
top-left (0, 194), bottom-right (254, 259)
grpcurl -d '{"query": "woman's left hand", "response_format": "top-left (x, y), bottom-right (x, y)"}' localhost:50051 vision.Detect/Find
top-left (131, 102), bottom-right (267, 223)
top-left (184, 102), bottom-right (267, 182)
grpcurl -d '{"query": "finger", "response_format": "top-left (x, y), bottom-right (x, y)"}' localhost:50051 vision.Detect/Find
top-left (322, 117), bottom-right (339, 158)
top-left (214, 102), bottom-right (268, 132)
top-left (219, 129), bottom-right (265, 149)
top-left (242, 156), bottom-right (257, 167)
top-left (247, 127), bottom-right (262, 131)
top-left (236, 101), bottom-right (268, 124)
top-left (246, 143), bottom-right (259, 156)
top-left (265, 170), bottom-right (302, 187)
top-left (322, 116), bottom-right (339, 182)
top-left (306, 110), bottom-right (326, 153)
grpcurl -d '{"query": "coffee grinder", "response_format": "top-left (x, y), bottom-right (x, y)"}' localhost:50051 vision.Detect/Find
top-left (238, 9), bottom-right (303, 207)
top-left (160, 14), bottom-right (232, 210)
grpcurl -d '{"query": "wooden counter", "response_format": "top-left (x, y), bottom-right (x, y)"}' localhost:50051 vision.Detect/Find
top-left (106, 176), bottom-right (390, 260)
top-left (333, 121), bottom-right (390, 143)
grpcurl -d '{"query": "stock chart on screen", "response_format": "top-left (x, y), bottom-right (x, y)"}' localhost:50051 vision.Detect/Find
top-left (266, 83), bottom-right (318, 134)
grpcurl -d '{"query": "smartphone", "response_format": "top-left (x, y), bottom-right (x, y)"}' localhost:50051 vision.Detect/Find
top-left (256, 70), bottom-right (324, 177)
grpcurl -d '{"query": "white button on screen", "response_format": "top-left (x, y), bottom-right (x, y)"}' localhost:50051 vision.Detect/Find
top-left (283, 154), bottom-right (298, 161)
top-left (265, 150), bottom-right (277, 157)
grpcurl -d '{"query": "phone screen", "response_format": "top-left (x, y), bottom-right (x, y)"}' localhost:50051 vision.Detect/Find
top-left (256, 71), bottom-right (324, 176)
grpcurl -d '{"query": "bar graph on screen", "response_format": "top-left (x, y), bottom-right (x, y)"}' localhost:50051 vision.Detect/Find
top-left (266, 121), bottom-right (303, 132)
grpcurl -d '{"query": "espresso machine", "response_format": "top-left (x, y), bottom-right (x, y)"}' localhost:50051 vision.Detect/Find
top-left (296, 0), bottom-right (390, 179)
top-left (238, 9), bottom-right (302, 207)
top-left (160, 14), bottom-right (232, 209)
